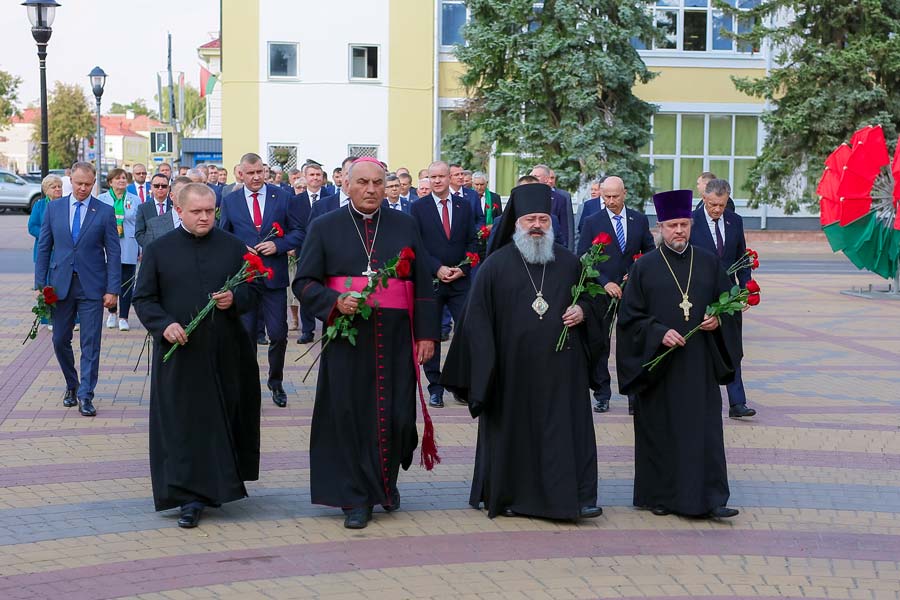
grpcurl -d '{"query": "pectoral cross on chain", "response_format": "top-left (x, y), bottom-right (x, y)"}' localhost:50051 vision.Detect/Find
top-left (679, 294), bottom-right (692, 321)
top-left (362, 264), bottom-right (377, 286)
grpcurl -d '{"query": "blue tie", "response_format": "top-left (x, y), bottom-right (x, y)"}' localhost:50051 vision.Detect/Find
top-left (72, 201), bottom-right (83, 244)
top-left (613, 214), bottom-right (626, 252)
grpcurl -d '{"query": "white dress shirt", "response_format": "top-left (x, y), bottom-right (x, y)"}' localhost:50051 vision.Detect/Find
top-left (432, 193), bottom-right (454, 227)
top-left (607, 207), bottom-right (628, 243)
top-left (69, 195), bottom-right (89, 232)
top-left (387, 201), bottom-right (402, 211)
top-left (171, 208), bottom-right (182, 228)
top-left (244, 185), bottom-right (266, 221)
top-left (339, 189), bottom-right (350, 207)
top-left (307, 187), bottom-right (323, 203)
top-left (705, 209), bottom-right (725, 245)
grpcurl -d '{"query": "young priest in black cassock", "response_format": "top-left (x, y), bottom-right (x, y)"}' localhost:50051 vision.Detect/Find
top-left (616, 189), bottom-right (741, 519)
top-left (293, 158), bottom-right (439, 529)
top-left (442, 183), bottom-right (606, 521)
top-left (133, 184), bottom-right (262, 529)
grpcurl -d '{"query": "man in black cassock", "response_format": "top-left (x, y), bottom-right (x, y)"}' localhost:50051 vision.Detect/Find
top-left (133, 183), bottom-right (262, 529)
top-left (293, 158), bottom-right (438, 530)
top-left (616, 189), bottom-right (741, 519)
top-left (442, 183), bottom-right (605, 521)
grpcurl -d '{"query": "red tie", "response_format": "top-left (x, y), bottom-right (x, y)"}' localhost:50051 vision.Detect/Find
top-left (251, 192), bottom-right (262, 231)
top-left (157, 202), bottom-right (165, 216)
top-left (441, 199), bottom-right (451, 239)
top-left (139, 186), bottom-right (145, 203)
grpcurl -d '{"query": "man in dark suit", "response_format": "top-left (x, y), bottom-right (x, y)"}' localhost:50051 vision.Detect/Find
top-left (135, 173), bottom-right (174, 249)
top-left (410, 160), bottom-right (477, 408)
top-left (219, 153), bottom-right (307, 408)
top-left (35, 162), bottom-right (121, 417)
top-left (578, 176), bottom-right (655, 414)
top-left (549, 168), bottom-right (576, 251)
top-left (690, 178), bottom-right (756, 418)
top-left (695, 171), bottom-right (735, 212)
top-left (576, 178), bottom-right (606, 248)
top-left (142, 177), bottom-right (191, 248)
top-left (449, 163), bottom-right (485, 227)
top-left (530, 164), bottom-right (569, 248)
top-left (221, 164), bottom-right (243, 197)
top-left (127, 163), bottom-right (150, 203)
top-left (471, 171), bottom-right (503, 222)
top-left (383, 174), bottom-right (411, 213)
top-left (397, 172), bottom-right (417, 204)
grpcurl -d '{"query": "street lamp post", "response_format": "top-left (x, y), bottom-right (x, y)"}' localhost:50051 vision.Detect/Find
top-left (89, 66), bottom-right (107, 193)
top-left (23, 0), bottom-right (60, 180)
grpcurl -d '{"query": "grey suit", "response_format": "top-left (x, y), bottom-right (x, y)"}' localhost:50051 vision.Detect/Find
top-left (143, 212), bottom-right (178, 248)
top-left (135, 199), bottom-right (172, 249)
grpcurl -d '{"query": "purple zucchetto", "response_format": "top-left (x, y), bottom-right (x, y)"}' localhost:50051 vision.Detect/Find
top-left (653, 189), bottom-right (694, 222)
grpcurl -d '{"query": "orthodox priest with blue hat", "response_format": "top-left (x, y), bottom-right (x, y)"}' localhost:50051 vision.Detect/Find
top-left (616, 189), bottom-right (742, 520)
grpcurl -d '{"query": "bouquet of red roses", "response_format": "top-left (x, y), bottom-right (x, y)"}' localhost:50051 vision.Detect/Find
top-left (24, 286), bottom-right (58, 344)
top-left (296, 248), bottom-right (416, 381)
top-left (163, 222), bottom-right (285, 362)
top-left (555, 233), bottom-right (610, 351)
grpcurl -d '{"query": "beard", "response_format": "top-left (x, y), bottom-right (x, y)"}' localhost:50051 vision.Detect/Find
top-left (665, 238), bottom-right (688, 252)
top-left (513, 223), bottom-right (556, 264)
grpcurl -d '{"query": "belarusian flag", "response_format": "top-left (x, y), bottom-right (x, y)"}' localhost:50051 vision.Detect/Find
top-left (200, 66), bottom-right (218, 98)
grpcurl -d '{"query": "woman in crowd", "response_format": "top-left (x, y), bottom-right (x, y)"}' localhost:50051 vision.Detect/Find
top-left (99, 168), bottom-right (140, 331)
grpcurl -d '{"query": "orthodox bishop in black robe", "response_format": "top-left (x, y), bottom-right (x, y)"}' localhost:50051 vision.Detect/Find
top-left (442, 184), bottom-right (605, 521)
top-left (616, 189), bottom-right (741, 518)
top-left (133, 188), bottom-right (262, 518)
top-left (293, 159), bottom-right (438, 528)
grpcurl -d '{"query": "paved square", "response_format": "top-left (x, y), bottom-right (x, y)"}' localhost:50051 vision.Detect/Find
top-left (1, 215), bottom-right (898, 599)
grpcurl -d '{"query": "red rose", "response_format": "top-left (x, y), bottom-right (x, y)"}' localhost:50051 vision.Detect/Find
top-left (593, 232), bottom-right (612, 246)
top-left (478, 225), bottom-right (492, 239)
top-left (632, 253), bottom-right (643, 262)
top-left (399, 247), bottom-right (416, 261)
top-left (747, 249), bottom-right (758, 259)
top-left (752, 259), bottom-right (760, 270)
top-left (272, 222), bottom-right (285, 238)
top-left (747, 293), bottom-right (761, 306)
top-left (493, 204), bottom-right (500, 211)
top-left (466, 252), bottom-right (480, 268)
top-left (42, 286), bottom-right (58, 306)
top-left (242, 252), bottom-right (256, 263)
top-left (746, 279), bottom-right (760, 293)
top-left (395, 258), bottom-right (411, 278)
top-left (266, 267), bottom-right (274, 280)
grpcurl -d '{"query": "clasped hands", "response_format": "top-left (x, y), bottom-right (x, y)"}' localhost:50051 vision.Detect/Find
top-left (437, 266), bottom-right (464, 283)
top-left (246, 241), bottom-right (277, 256)
top-left (662, 314), bottom-right (719, 348)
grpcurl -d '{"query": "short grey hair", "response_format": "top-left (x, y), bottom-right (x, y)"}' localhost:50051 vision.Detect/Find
top-left (472, 171), bottom-right (487, 183)
top-left (705, 178), bottom-right (732, 197)
top-left (288, 168), bottom-right (302, 177)
top-left (186, 168), bottom-right (203, 181)
top-left (386, 174), bottom-right (400, 183)
top-left (41, 174), bottom-right (63, 197)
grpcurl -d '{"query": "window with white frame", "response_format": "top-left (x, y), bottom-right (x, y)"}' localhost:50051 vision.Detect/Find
top-left (268, 42), bottom-right (299, 78)
top-left (349, 46), bottom-right (379, 80)
top-left (441, 0), bottom-right (467, 47)
top-left (641, 113), bottom-right (760, 201)
top-left (348, 145), bottom-right (379, 159)
top-left (267, 144), bottom-right (298, 172)
top-left (634, 0), bottom-right (760, 53)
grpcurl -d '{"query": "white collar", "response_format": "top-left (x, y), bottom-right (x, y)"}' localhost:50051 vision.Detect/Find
top-left (244, 185), bottom-right (265, 199)
top-left (349, 202), bottom-right (380, 220)
top-left (607, 207), bottom-right (625, 220)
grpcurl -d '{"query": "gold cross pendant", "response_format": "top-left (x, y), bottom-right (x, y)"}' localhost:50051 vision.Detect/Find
top-left (679, 294), bottom-right (692, 321)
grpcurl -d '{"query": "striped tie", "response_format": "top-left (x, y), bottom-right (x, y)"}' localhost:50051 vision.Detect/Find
top-left (613, 215), bottom-right (626, 252)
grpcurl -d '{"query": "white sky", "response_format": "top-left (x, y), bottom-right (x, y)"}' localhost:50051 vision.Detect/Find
top-left (0, 0), bottom-right (219, 110)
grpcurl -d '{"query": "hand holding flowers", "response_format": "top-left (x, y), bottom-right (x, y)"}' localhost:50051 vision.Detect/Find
top-left (556, 233), bottom-right (610, 351)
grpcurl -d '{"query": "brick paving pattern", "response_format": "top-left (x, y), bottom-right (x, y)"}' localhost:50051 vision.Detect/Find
top-left (0, 226), bottom-right (898, 599)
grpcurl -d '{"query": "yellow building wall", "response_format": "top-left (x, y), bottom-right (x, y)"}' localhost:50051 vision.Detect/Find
top-left (221, 0), bottom-right (260, 172)
top-left (387, 0), bottom-right (435, 170)
top-left (439, 62), bottom-right (466, 98)
top-left (635, 67), bottom-right (766, 104)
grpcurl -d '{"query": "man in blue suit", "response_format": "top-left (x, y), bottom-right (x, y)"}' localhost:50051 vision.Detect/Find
top-left (293, 162), bottom-right (334, 344)
top-left (383, 174), bottom-right (410, 214)
top-left (690, 178), bottom-right (756, 419)
top-left (308, 156), bottom-right (355, 224)
top-left (126, 163), bottom-right (150, 203)
top-left (578, 176), bottom-right (655, 415)
top-left (549, 168), bottom-right (576, 252)
top-left (219, 153), bottom-right (307, 407)
top-left (35, 162), bottom-right (121, 417)
top-left (410, 160), bottom-right (477, 408)
top-left (576, 178), bottom-right (606, 248)
top-left (397, 172), bottom-right (417, 204)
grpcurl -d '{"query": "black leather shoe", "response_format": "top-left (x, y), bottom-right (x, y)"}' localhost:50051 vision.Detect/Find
top-left (729, 404), bottom-right (756, 419)
top-left (268, 383), bottom-right (288, 408)
top-left (500, 507), bottom-right (515, 517)
top-left (453, 393), bottom-right (468, 405)
top-left (593, 398), bottom-right (609, 413)
top-left (343, 507), bottom-right (372, 529)
top-left (429, 393), bottom-right (444, 408)
top-left (383, 487), bottom-right (401, 512)
top-left (178, 506), bottom-right (203, 528)
top-left (709, 506), bottom-right (739, 519)
top-left (579, 506), bottom-right (603, 519)
top-left (297, 332), bottom-right (314, 344)
top-left (63, 389), bottom-right (77, 408)
top-left (78, 398), bottom-right (97, 417)
top-left (257, 335), bottom-right (269, 345)
top-left (651, 506), bottom-right (671, 516)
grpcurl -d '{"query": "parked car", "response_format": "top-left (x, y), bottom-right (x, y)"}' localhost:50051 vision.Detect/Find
top-left (0, 170), bottom-right (44, 213)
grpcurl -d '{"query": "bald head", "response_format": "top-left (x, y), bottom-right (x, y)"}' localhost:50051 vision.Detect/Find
top-left (347, 160), bottom-right (386, 214)
top-left (600, 176), bottom-right (626, 214)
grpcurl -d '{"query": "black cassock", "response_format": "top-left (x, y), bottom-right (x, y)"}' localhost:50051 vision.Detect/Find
top-left (442, 243), bottom-right (606, 519)
top-left (293, 206), bottom-right (438, 509)
top-left (616, 243), bottom-right (740, 516)
top-left (133, 227), bottom-right (262, 511)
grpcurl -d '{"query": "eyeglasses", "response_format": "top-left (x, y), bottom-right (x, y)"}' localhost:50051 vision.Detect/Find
top-left (152, 183), bottom-right (169, 189)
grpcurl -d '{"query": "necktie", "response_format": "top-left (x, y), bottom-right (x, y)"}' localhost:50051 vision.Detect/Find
top-left (138, 186), bottom-right (145, 203)
top-left (440, 199), bottom-right (451, 239)
top-left (157, 202), bottom-right (165, 216)
top-left (251, 192), bottom-right (262, 231)
top-left (713, 218), bottom-right (724, 257)
top-left (613, 214), bottom-right (626, 252)
top-left (311, 193), bottom-right (318, 203)
top-left (72, 201), bottom-right (83, 243)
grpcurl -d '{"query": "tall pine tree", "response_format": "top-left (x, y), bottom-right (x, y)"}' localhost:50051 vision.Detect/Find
top-left (446, 0), bottom-right (661, 201)
top-left (721, 0), bottom-right (900, 213)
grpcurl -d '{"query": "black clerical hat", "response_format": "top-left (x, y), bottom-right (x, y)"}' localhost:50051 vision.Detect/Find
top-left (653, 189), bottom-right (693, 221)
top-left (488, 183), bottom-right (552, 255)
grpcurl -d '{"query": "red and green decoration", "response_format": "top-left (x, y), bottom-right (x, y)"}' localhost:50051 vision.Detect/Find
top-left (818, 125), bottom-right (900, 281)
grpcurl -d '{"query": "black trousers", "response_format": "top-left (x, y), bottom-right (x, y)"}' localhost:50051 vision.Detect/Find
top-left (241, 287), bottom-right (287, 385)
top-left (424, 286), bottom-right (468, 397)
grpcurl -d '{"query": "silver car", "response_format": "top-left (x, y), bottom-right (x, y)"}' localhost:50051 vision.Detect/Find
top-left (0, 170), bottom-right (44, 213)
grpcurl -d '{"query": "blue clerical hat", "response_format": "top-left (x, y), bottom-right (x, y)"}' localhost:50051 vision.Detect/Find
top-left (653, 189), bottom-right (694, 222)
